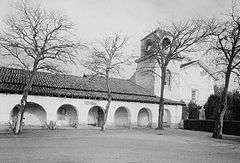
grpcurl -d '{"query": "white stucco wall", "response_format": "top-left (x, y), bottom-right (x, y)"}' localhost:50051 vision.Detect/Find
top-left (164, 105), bottom-right (182, 124)
top-left (179, 64), bottom-right (215, 105)
top-left (0, 93), bottom-right (182, 128)
top-left (154, 60), bottom-right (181, 101)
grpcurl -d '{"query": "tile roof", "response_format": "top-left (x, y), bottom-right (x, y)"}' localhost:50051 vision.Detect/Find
top-left (0, 67), bottom-right (184, 105)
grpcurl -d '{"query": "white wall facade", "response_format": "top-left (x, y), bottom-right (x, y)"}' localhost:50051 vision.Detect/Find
top-left (0, 93), bottom-right (182, 128)
top-left (153, 61), bottom-right (215, 106)
top-left (179, 63), bottom-right (215, 105)
top-left (154, 60), bottom-right (181, 101)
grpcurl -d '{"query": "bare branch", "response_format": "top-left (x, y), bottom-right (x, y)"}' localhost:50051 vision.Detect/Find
top-left (83, 33), bottom-right (130, 78)
top-left (0, 0), bottom-right (81, 74)
top-left (207, 1), bottom-right (240, 81)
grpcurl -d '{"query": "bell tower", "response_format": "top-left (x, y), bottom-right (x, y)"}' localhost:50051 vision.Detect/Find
top-left (130, 29), bottom-right (172, 94)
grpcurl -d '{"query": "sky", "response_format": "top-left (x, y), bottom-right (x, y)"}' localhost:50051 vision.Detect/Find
top-left (0, 0), bottom-right (233, 79)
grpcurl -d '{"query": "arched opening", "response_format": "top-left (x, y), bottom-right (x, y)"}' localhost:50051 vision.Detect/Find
top-left (114, 107), bottom-right (131, 127)
top-left (57, 104), bottom-right (78, 126)
top-left (165, 69), bottom-right (171, 86)
top-left (162, 37), bottom-right (171, 49)
top-left (163, 109), bottom-right (171, 125)
top-left (145, 39), bottom-right (153, 52)
top-left (137, 108), bottom-right (152, 127)
top-left (88, 106), bottom-right (104, 127)
top-left (10, 102), bottom-right (47, 127)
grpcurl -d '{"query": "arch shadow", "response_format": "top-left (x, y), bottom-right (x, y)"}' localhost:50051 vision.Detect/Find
top-left (88, 106), bottom-right (104, 127)
top-left (10, 102), bottom-right (47, 127)
top-left (57, 104), bottom-right (78, 126)
top-left (137, 108), bottom-right (152, 127)
top-left (114, 106), bottom-right (131, 127)
top-left (163, 109), bottom-right (171, 124)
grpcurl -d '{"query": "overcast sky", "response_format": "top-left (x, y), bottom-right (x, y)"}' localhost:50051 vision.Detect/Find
top-left (0, 0), bottom-right (233, 78)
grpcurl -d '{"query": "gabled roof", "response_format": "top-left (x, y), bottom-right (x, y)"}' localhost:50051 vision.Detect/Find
top-left (180, 60), bottom-right (218, 80)
top-left (0, 67), bottom-right (184, 105)
top-left (135, 54), bottom-right (155, 63)
top-left (141, 28), bottom-right (171, 41)
top-left (180, 60), bottom-right (198, 68)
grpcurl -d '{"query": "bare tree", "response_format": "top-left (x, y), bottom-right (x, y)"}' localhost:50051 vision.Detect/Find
top-left (0, 0), bottom-right (81, 134)
top-left (206, 1), bottom-right (240, 139)
top-left (147, 20), bottom-right (210, 129)
top-left (83, 33), bottom-right (130, 131)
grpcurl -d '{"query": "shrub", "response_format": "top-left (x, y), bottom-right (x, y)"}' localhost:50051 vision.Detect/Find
top-left (183, 119), bottom-right (240, 136)
top-left (204, 94), bottom-right (220, 120)
top-left (204, 90), bottom-right (240, 120)
top-left (181, 102), bottom-right (188, 120)
top-left (44, 121), bottom-right (57, 130)
top-left (71, 122), bottom-right (79, 128)
top-left (230, 91), bottom-right (240, 121)
top-left (8, 118), bottom-right (24, 133)
top-left (188, 101), bottom-right (201, 119)
top-left (8, 121), bottom-right (15, 133)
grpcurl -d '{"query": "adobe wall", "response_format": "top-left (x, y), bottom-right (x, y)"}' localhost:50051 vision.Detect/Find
top-left (0, 93), bottom-right (182, 129)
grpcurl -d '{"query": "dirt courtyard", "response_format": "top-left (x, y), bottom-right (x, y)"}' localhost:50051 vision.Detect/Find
top-left (0, 127), bottom-right (240, 163)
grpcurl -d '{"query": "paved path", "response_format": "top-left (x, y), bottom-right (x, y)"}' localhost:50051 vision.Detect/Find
top-left (0, 128), bottom-right (239, 163)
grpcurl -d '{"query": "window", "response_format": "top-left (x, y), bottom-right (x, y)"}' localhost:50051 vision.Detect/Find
top-left (145, 39), bottom-right (153, 52)
top-left (165, 69), bottom-right (171, 86)
top-left (191, 89), bottom-right (199, 101)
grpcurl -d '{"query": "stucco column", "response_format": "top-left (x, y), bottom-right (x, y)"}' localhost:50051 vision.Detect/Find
top-left (105, 105), bottom-right (115, 126)
top-left (45, 105), bottom-right (57, 123)
top-left (40, 98), bottom-right (59, 123)
top-left (150, 106), bottom-right (158, 128)
top-left (78, 108), bottom-right (89, 125)
top-left (130, 108), bottom-right (139, 127)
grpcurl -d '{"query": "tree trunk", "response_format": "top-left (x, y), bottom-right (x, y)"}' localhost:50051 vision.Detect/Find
top-left (212, 106), bottom-right (226, 139)
top-left (212, 68), bottom-right (231, 139)
top-left (156, 66), bottom-right (166, 130)
top-left (101, 98), bottom-right (111, 131)
top-left (101, 71), bottom-right (112, 131)
top-left (14, 63), bottom-right (38, 134)
top-left (14, 95), bottom-right (27, 134)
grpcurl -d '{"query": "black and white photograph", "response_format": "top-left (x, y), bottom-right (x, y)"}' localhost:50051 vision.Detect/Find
top-left (0, 0), bottom-right (239, 162)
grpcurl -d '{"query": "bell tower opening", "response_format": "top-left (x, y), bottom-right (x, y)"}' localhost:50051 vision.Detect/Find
top-left (130, 29), bottom-right (172, 94)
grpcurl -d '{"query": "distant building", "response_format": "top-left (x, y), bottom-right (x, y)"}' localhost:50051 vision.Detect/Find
top-left (0, 29), bottom-right (215, 129)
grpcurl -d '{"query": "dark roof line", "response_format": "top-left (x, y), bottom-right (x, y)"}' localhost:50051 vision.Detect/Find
top-left (0, 67), bottom-right (152, 96)
top-left (0, 83), bottom-right (185, 105)
top-left (180, 60), bottom-right (218, 80)
top-left (180, 60), bottom-right (198, 68)
top-left (0, 81), bottom-right (157, 98)
top-left (135, 54), bottom-right (155, 63)
top-left (0, 67), bottom-right (184, 105)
